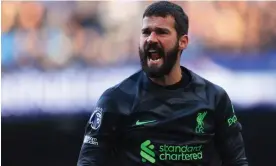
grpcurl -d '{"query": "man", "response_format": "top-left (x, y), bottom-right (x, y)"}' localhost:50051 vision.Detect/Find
top-left (77, 1), bottom-right (248, 166)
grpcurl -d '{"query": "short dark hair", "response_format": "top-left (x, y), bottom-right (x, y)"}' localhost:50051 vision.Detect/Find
top-left (143, 1), bottom-right (189, 37)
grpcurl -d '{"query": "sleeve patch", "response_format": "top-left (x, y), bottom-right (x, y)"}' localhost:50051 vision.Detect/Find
top-left (83, 135), bottom-right (99, 146)
top-left (89, 107), bottom-right (103, 130)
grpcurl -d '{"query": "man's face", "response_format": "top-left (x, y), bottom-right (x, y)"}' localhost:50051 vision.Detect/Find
top-left (139, 15), bottom-right (180, 78)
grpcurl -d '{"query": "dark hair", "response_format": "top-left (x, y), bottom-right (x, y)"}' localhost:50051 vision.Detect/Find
top-left (143, 1), bottom-right (189, 37)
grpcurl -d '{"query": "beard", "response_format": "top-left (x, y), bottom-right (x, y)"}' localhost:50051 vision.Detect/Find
top-left (139, 41), bottom-right (179, 78)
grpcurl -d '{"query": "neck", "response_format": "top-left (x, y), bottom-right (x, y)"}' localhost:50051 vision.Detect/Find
top-left (149, 64), bottom-right (182, 86)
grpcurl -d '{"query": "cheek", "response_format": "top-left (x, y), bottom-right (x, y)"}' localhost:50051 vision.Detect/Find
top-left (139, 37), bottom-right (146, 48)
top-left (159, 41), bottom-right (170, 51)
top-left (163, 39), bottom-right (178, 51)
top-left (139, 42), bottom-right (144, 49)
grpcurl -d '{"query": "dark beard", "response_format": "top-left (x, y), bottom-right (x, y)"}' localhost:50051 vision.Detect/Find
top-left (139, 42), bottom-right (179, 78)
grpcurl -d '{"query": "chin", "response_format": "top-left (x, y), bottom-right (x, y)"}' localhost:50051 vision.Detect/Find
top-left (143, 66), bottom-right (167, 78)
top-left (146, 72), bottom-right (165, 78)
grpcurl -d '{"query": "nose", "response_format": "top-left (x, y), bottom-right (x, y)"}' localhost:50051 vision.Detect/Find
top-left (147, 31), bottom-right (158, 43)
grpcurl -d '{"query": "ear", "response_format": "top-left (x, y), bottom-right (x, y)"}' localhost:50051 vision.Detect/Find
top-left (178, 35), bottom-right (189, 51)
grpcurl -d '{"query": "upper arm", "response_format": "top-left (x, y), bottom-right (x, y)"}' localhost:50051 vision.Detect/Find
top-left (77, 89), bottom-right (121, 166)
top-left (215, 89), bottom-right (241, 136)
top-left (214, 89), bottom-right (248, 166)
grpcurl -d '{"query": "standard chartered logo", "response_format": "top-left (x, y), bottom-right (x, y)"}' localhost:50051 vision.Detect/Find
top-left (159, 144), bottom-right (203, 161)
top-left (228, 105), bottom-right (238, 126)
top-left (140, 140), bottom-right (156, 163)
top-left (228, 115), bottom-right (237, 126)
top-left (140, 140), bottom-right (203, 164)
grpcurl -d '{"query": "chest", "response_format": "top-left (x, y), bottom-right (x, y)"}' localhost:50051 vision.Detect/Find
top-left (121, 96), bottom-right (216, 142)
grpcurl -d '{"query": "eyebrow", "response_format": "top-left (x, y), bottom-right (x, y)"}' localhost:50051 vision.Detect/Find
top-left (141, 27), bottom-right (171, 33)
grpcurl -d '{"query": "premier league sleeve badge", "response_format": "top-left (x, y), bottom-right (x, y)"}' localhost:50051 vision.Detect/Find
top-left (89, 107), bottom-right (103, 130)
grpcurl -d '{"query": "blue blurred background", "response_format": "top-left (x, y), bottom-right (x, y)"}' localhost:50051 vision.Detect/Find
top-left (2, 1), bottom-right (276, 166)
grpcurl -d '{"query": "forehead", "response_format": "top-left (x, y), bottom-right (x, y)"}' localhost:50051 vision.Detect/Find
top-left (142, 16), bottom-right (175, 30)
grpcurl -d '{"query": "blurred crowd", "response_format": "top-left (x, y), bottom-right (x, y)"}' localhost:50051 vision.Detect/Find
top-left (2, 1), bottom-right (276, 72)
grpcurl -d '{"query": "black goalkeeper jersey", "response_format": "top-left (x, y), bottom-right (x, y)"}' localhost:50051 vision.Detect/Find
top-left (77, 66), bottom-right (248, 166)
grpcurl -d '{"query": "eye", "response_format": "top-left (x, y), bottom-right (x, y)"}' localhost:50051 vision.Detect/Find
top-left (156, 29), bottom-right (169, 35)
top-left (142, 29), bottom-right (150, 36)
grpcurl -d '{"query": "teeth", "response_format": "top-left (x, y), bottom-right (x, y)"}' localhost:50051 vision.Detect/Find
top-left (149, 58), bottom-right (160, 62)
top-left (149, 49), bottom-right (157, 53)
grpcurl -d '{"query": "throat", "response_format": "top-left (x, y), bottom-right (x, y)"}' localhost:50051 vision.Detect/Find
top-left (149, 66), bottom-right (182, 86)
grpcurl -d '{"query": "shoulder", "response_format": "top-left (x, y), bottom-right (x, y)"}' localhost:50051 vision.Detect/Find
top-left (96, 70), bottom-right (143, 111)
top-left (188, 68), bottom-right (229, 104)
top-left (102, 69), bottom-right (143, 97)
top-left (113, 69), bottom-right (143, 94)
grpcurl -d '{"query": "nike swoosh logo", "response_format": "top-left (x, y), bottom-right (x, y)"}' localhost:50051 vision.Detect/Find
top-left (136, 120), bottom-right (156, 126)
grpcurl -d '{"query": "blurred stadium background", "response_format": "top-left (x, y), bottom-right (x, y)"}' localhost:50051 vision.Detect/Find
top-left (1, 1), bottom-right (276, 166)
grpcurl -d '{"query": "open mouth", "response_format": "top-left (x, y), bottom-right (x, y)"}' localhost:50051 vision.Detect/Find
top-left (148, 49), bottom-right (162, 61)
top-left (147, 49), bottom-right (163, 65)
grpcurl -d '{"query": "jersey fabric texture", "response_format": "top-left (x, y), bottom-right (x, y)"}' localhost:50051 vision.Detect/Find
top-left (77, 66), bottom-right (248, 166)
